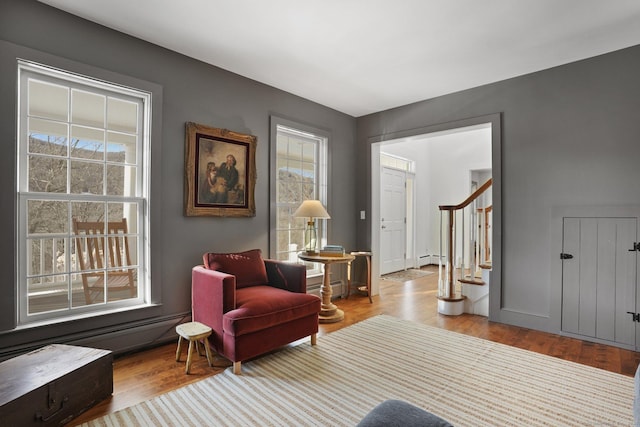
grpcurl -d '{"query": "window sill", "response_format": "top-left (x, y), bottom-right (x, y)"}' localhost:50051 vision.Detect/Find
top-left (14, 302), bottom-right (162, 331)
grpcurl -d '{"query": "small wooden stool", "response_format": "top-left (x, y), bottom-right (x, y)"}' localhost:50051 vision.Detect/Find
top-left (175, 321), bottom-right (214, 374)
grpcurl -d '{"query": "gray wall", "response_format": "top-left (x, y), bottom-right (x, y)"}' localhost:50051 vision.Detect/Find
top-left (356, 44), bottom-right (640, 334)
top-left (0, 0), bottom-right (356, 357)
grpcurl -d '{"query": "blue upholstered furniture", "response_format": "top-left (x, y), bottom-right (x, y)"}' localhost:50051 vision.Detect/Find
top-left (357, 400), bottom-right (453, 427)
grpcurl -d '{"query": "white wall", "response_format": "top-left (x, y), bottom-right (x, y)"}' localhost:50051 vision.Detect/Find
top-left (382, 125), bottom-right (491, 264)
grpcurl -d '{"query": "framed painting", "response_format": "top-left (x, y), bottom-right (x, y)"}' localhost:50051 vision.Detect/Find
top-left (184, 122), bottom-right (256, 217)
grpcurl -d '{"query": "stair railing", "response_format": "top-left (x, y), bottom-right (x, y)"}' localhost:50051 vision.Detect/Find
top-left (438, 178), bottom-right (492, 301)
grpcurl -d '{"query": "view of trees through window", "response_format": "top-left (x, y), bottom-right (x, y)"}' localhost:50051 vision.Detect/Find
top-left (27, 134), bottom-right (130, 299)
top-left (276, 166), bottom-right (315, 259)
top-left (25, 129), bottom-right (139, 315)
top-left (27, 134), bottom-right (127, 232)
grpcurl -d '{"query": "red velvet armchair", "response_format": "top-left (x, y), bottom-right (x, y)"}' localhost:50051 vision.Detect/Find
top-left (192, 249), bottom-right (321, 374)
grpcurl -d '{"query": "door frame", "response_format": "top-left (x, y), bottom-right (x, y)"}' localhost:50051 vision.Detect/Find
top-left (369, 113), bottom-right (502, 323)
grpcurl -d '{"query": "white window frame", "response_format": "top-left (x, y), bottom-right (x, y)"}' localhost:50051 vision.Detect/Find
top-left (270, 117), bottom-right (329, 277)
top-left (16, 60), bottom-right (151, 325)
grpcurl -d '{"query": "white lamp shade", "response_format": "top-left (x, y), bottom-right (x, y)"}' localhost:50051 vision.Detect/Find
top-left (293, 200), bottom-right (330, 219)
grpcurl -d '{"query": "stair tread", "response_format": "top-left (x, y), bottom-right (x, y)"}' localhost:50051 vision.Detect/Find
top-left (459, 277), bottom-right (486, 286)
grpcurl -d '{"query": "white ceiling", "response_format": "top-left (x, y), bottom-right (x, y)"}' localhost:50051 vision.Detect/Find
top-left (38, 0), bottom-right (640, 117)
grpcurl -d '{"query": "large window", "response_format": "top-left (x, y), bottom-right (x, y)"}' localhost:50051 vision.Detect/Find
top-left (17, 61), bottom-right (151, 324)
top-left (271, 118), bottom-right (328, 275)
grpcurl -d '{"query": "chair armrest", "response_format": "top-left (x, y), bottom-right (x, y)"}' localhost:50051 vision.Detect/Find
top-left (191, 266), bottom-right (236, 334)
top-left (264, 259), bottom-right (307, 293)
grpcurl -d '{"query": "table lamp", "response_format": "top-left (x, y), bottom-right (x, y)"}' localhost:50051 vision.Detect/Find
top-left (293, 200), bottom-right (330, 255)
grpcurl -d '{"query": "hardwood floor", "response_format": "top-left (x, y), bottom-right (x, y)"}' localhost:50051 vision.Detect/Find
top-left (71, 266), bottom-right (640, 425)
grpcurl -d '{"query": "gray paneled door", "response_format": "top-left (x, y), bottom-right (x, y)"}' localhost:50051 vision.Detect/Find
top-left (561, 217), bottom-right (637, 347)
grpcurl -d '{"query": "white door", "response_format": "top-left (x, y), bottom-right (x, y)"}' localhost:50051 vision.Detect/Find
top-left (380, 167), bottom-right (406, 274)
top-left (561, 217), bottom-right (637, 346)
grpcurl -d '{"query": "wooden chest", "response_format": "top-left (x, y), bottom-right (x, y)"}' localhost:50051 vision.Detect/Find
top-left (0, 344), bottom-right (113, 426)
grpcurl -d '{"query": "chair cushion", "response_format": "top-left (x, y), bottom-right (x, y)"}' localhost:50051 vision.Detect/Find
top-left (223, 286), bottom-right (320, 336)
top-left (203, 249), bottom-right (268, 289)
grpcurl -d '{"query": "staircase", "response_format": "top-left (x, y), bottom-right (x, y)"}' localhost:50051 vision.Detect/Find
top-left (437, 178), bottom-right (492, 316)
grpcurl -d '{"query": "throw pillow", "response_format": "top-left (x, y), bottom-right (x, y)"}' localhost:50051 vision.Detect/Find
top-left (203, 249), bottom-right (269, 289)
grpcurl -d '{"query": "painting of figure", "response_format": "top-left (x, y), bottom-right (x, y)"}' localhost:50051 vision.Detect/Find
top-left (197, 141), bottom-right (246, 206)
top-left (185, 122), bottom-right (256, 217)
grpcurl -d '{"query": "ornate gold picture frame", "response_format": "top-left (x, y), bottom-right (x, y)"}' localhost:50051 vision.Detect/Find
top-left (184, 122), bottom-right (256, 217)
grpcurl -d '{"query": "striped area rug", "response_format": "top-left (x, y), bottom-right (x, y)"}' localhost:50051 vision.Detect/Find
top-left (83, 315), bottom-right (634, 426)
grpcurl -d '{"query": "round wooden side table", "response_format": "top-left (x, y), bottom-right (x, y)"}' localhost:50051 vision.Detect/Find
top-left (298, 253), bottom-right (355, 323)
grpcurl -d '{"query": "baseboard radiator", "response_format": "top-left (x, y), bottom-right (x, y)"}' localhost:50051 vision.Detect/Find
top-left (0, 313), bottom-right (190, 362)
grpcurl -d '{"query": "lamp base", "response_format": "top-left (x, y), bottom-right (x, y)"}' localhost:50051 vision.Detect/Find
top-left (303, 220), bottom-right (318, 256)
